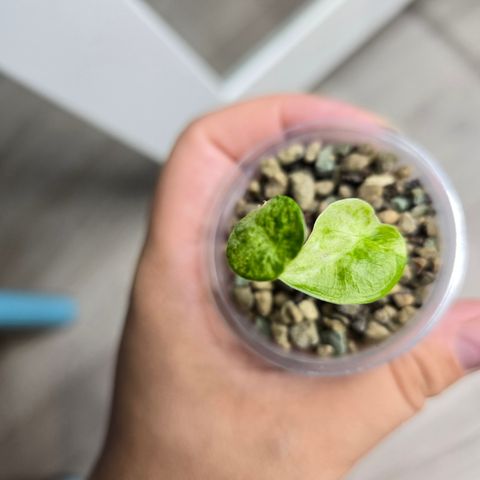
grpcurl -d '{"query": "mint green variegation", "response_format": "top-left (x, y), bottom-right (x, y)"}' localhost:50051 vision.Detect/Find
top-left (226, 196), bottom-right (306, 281)
top-left (226, 197), bottom-right (407, 304)
top-left (280, 199), bottom-right (407, 304)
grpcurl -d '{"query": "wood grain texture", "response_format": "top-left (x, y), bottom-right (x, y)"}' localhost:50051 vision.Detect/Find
top-left (416, 0), bottom-right (480, 68)
top-left (146, 0), bottom-right (308, 74)
top-left (0, 78), bottom-right (157, 479)
top-left (1, 0), bottom-right (480, 478)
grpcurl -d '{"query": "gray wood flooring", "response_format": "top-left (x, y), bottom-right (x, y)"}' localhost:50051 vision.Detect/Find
top-left (1, 0), bottom-right (480, 478)
top-left (146, 0), bottom-right (308, 74)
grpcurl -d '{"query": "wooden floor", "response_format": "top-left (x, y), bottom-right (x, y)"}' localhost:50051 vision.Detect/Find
top-left (1, 0), bottom-right (480, 478)
top-left (146, 0), bottom-right (308, 74)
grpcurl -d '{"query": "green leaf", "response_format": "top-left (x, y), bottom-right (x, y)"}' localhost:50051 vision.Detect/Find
top-left (280, 199), bottom-right (407, 304)
top-left (227, 196), bottom-right (306, 281)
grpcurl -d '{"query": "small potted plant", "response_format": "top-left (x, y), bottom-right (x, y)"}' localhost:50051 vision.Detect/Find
top-left (208, 119), bottom-right (466, 375)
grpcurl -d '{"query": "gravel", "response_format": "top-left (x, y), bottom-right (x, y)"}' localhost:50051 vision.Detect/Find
top-left (229, 140), bottom-right (440, 357)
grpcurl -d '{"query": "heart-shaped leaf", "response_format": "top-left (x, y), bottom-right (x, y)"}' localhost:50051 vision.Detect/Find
top-left (227, 196), bottom-right (306, 281)
top-left (280, 199), bottom-right (407, 304)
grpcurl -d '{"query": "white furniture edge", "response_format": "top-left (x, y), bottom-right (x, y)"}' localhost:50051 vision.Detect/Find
top-left (222, 0), bottom-right (413, 98)
top-left (0, 0), bottom-right (412, 161)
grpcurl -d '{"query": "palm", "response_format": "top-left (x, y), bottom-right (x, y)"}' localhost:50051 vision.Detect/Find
top-left (93, 95), bottom-right (468, 480)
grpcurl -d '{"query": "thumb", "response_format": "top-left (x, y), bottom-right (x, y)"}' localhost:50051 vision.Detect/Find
top-left (389, 299), bottom-right (480, 411)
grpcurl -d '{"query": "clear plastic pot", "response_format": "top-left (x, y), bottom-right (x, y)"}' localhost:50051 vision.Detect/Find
top-left (207, 119), bottom-right (467, 376)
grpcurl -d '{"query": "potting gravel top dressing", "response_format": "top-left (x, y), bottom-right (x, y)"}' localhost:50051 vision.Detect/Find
top-left (226, 141), bottom-right (440, 357)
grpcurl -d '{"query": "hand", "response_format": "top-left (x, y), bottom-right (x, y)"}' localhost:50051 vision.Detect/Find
top-left (90, 95), bottom-right (480, 480)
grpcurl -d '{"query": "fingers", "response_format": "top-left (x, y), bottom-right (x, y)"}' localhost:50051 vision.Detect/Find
top-left (175, 94), bottom-right (384, 162)
top-left (441, 300), bottom-right (480, 371)
top-left (148, 94), bottom-right (383, 247)
top-left (389, 299), bottom-right (480, 411)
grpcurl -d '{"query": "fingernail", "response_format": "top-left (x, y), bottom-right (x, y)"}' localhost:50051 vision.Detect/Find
top-left (455, 317), bottom-right (480, 371)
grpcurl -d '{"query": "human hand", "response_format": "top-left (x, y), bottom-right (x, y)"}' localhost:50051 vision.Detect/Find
top-left (90, 95), bottom-right (480, 480)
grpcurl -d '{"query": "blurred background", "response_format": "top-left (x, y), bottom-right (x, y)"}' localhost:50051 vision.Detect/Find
top-left (1, 0), bottom-right (479, 478)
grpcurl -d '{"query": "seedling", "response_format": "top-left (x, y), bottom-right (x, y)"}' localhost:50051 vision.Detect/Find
top-left (227, 196), bottom-right (407, 304)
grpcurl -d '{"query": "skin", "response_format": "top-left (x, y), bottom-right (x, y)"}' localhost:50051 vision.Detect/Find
top-left (90, 95), bottom-right (480, 480)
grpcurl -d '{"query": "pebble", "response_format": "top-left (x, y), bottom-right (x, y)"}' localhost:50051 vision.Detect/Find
top-left (401, 265), bottom-right (413, 284)
top-left (415, 246), bottom-right (437, 260)
top-left (334, 144), bottom-right (354, 156)
top-left (374, 152), bottom-right (396, 173)
top-left (389, 284), bottom-right (402, 294)
top-left (254, 290), bottom-right (273, 316)
top-left (273, 291), bottom-right (289, 307)
top-left (234, 275), bottom-right (249, 287)
top-left (331, 314), bottom-right (350, 326)
top-left (357, 144), bottom-right (377, 156)
top-left (337, 304), bottom-right (362, 317)
top-left (398, 305), bottom-right (417, 325)
top-left (395, 165), bottom-right (413, 179)
top-left (358, 183), bottom-right (384, 205)
top-left (378, 209), bottom-right (399, 224)
top-left (323, 318), bottom-right (346, 331)
top-left (315, 146), bottom-right (336, 176)
top-left (252, 281), bottom-right (273, 290)
top-left (235, 199), bottom-right (258, 217)
top-left (304, 141), bottom-right (322, 163)
top-left (373, 305), bottom-right (398, 325)
top-left (264, 180), bottom-right (287, 198)
top-left (364, 173), bottom-right (396, 187)
top-left (365, 321), bottom-right (391, 341)
top-left (341, 172), bottom-right (365, 185)
top-left (394, 180), bottom-right (407, 195)
top-left (338, 184), bottom-right (354, 198)
top-left (412, 256), bottom-right (428, 273)
top-left (315, 180), bottom-right (335, 196)
top-left (260, 157), bottom-right (288, 185)
top-left (254, 316), bottom-right (271, 337)
top-left (318, 195), bottom-right (338, 212)
top-left (415, 286), bottom-right (429, 305)
top-left (343, 153), bottom-right (370, 172)
top-left (348, 340), bottom-right (358, 353)
top-left (374, 296), bottom-right (389, 307)
top-left (322, 321), bottom-right (347, 355)
top-left (304, 200), bottom-right (319, 214)
top-left (392, 291), bottom-right (416, 308)
top-left (233, 286), bottom-right (254, 311)
top-left (278, 143), bottom-right (305, 165)
top-left (248, 180), bottom-right (261, 195)
top-left (271, 323), bottom-right (291, 350)
top-left (397, 212), bottom-right (417, 235)
top-left (391, 196), bottom-right (411, 212)
top-left (418, 270), bottom-right (436, 285)
top-left (290, 321), bottom-right (320, 349)
top-left (317, 344), bottom-right (335, 357)
top-left (411, 204), bottom-right (430, 218)
top-left (298, 299), bottom-right (320, 322)
top-left (411, 187), bottom-right (426, 205)
top-left (260, 158), bottom-right (288, 199)
top-left (280, 300), bottom-right (304, 324)
top-left (351, 316), bottom-right (368, 335)
top-left (424, 217), bottom-right (438, 237)
top-left (290, 171), bottom-right (316, 210)
top-left (321, 333), bottom-right (346, 356)
top-left (320, 303), bottom-right (335, 316)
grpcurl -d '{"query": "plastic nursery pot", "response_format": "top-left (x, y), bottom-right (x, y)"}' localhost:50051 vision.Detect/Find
top-left (207, 119), bottom-right (467, 376)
